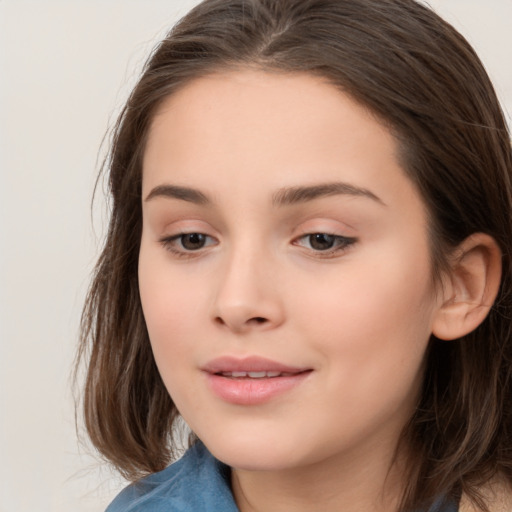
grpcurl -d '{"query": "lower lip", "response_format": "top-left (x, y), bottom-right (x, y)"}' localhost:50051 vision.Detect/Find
top-left (205, 372), bottom-right (311, 405)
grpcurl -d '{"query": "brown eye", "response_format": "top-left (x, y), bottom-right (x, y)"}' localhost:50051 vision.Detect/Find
top-left (180, 233), bottom-right (208, 250)
top-left (293, 233), bottom-right (357, 255)
top-left (159, 231), bottom-right (217, 257)
top-left (308, 234), bottom-right (336, 251)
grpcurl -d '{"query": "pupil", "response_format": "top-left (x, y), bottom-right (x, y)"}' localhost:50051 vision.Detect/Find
top-left (182, 233), bottom-right (205, 250)
top-left (310, 233), bottom-right (335, 250)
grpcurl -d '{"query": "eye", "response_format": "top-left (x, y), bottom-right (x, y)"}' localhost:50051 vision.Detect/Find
top-left (177, 233), bottom-right (210, 250)
top-left (294, 233), bottom-right (356, 254)
top-left (160, 232), bottom-right (217, 256)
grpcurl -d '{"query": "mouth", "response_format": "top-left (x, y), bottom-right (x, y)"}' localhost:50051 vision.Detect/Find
top-left (216, 370), bottom-right (302, 379)
top-left (202, 356), bottom-right (312, 405)
top-left (202, 355), bottom-right (310, 375)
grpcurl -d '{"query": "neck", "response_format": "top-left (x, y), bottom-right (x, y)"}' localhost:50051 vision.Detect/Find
top-left (231, 435), bottom-right (407, 512)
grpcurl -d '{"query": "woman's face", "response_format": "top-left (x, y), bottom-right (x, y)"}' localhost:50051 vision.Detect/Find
top-left (139, 70), bottom-right (441, 473)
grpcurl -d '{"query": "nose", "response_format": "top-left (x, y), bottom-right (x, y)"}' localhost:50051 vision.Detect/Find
top-left (211, 246), bottom-right (285, 334)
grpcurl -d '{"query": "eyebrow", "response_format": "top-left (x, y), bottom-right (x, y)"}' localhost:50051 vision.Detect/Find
top-left (145, 184), bottom-right (209, 204)
top-left (144, 182), bottom-right (385, 207)
top-left (272, 182), bottom-right (385, 207)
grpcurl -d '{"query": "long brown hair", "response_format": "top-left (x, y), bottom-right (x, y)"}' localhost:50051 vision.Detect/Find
top-left (77, 1), bottom-right (512, 510)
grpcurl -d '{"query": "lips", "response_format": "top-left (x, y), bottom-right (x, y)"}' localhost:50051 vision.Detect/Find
top-left (202, 355), bottom-right (308, 374)
top-left (219, 371), bottom-right (290, 378)
top-left (202, 356), bottom-right (312, 405)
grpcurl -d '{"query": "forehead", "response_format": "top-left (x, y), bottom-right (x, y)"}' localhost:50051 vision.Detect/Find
top-left (142, 69), bottom-right (423, 218)
top-left (147, 70), bottom-right (391, 150)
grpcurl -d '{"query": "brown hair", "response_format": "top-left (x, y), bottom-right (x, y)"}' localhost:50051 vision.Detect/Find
top-left (77, 0), bottom-right (512, 510)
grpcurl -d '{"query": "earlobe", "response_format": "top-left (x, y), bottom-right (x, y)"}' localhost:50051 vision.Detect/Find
top-left (432, 233), bottom-right (502, 341)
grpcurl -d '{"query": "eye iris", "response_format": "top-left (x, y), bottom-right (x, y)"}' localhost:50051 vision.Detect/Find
top-left (181, 233), bottom-right (206, 250)
top-left (309, 233), bottom-right (335, 250)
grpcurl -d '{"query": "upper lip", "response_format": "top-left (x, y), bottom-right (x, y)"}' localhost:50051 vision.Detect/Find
top-left (202, 356), bottom-right (310, 374)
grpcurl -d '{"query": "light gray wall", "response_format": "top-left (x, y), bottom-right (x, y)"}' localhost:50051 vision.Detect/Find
top-left (0, 1), bottom-right (510, 511)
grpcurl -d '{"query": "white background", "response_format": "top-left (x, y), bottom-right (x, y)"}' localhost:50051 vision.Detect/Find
top-left (0, 1), bottom-right (511, 511)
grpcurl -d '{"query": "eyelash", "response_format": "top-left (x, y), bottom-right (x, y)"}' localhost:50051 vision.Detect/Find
top-left (292, 233), bottom-right (357, 258)
top-left (159, 233), bottom-right (217, 259)
top-left (159, 232), bottom-right (357, 259)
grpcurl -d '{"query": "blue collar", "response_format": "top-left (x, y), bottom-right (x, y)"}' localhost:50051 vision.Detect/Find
top-left (106, 441), bottom-right (458, 512)
top-left (106, 441), bottom-right (238, 511)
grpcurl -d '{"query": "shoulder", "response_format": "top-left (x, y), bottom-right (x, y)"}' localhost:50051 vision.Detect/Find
top-left (105, 442), bottom-right (238, 512)
top-left (459, 477), bottom-right (512, 512)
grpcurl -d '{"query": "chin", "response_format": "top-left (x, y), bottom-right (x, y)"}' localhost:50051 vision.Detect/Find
top-left (213, 446), bottom-right (297, 472)
top-left (196, 427), bottom-right (316, 472)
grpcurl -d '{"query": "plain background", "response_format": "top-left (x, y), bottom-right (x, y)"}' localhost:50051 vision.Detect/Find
top-left (0, 1), bottom-right (511, 511)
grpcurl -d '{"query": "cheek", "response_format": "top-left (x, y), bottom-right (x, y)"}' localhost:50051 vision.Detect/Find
top-left (294, 247), bottom-right (436, 374)
top-left (138, 246), bottom-right (200, 369)
top-left (139, 265), bottom-right (202, 407)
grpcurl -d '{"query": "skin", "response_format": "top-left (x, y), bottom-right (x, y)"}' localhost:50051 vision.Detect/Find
top-left (138, 70), bottom-right (447, 512)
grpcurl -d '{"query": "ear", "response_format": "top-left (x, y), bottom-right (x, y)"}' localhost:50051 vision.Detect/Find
top-left (432, 233), bottom-right (502, 341)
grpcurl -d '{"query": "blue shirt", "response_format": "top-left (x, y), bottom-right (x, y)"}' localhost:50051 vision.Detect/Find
top-left (106, 442), bottom-right (458, 512)
top-left (106, 442), bottom-right (237, 512)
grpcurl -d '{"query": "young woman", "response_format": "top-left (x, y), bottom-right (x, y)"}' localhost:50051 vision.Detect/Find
top-left (78, 0), bottom-right (512, 510)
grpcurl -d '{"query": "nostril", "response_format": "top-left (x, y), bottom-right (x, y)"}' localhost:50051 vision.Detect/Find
top-left (213, 314), bottom-right (270, 330)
